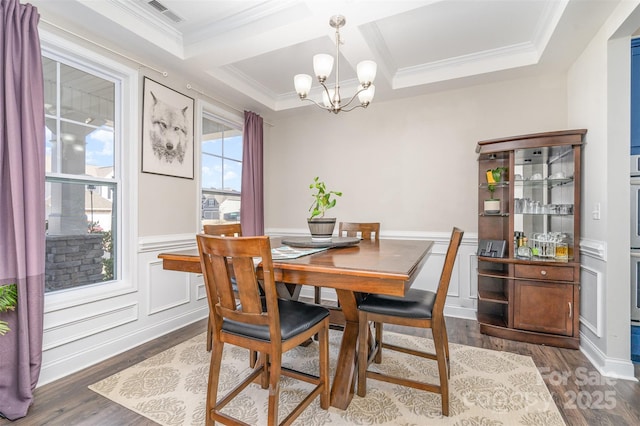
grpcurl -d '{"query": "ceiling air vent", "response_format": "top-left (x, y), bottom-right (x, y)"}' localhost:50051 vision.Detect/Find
top-left (146, 0), bottom-right (184, 23)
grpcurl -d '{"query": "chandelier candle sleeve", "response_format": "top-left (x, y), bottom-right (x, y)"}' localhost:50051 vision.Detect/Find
top-left (357, 60), bottom-right (377, 85)
top-left (313, 54), bottom-right (334, 81)
top-left (294, 15), bottom-right (377, 114)
top-left (294, 74), bottom-right (312, 97)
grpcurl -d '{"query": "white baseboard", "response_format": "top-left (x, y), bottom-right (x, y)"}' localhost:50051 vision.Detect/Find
top-left (580, 331), bottom-right (638, 382)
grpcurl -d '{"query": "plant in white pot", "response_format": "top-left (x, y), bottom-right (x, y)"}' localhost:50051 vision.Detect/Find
top-left (484, 167), bottom-right (506, 214)
top-left (308, 176), bottom-right (342, 241)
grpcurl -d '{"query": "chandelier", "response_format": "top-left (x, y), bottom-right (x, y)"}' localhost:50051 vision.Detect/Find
top-left (294, 15), bottom-right (377, 114)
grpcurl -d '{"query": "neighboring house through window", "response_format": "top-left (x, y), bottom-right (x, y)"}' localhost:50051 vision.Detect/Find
top-left (201, 112), bottom-right (242, 228)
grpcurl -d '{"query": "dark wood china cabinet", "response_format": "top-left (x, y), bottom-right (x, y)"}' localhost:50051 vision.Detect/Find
top-left (476, 129), bottom-right (586, 349)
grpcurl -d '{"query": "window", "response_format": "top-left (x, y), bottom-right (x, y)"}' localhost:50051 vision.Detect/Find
top-left (201, 113), bottom-right (242, 227)
top-left (43, 55), bottom-right (118, 292)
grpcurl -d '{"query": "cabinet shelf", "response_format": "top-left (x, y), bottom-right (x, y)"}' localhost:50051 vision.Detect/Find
top-left (514, 212), bottom-right (573, 217)
top-left (478, 289), bottom-right (508, 304)
top-left (478, 182), bottom-right (509, 189)
top-left (513, 177), bottom-right (573, 188)
top-left (476, 312), bottom-right (507, 328)
top-left (477, 268), bottom-right (509, 278)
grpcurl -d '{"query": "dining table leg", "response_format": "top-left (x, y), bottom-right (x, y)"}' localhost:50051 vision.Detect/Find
top-left (330, 288), bottom-right (360, 410)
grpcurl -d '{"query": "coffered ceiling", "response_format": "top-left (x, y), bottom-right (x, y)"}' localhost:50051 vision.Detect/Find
top-left (31, 0), bottom-right (619, 119)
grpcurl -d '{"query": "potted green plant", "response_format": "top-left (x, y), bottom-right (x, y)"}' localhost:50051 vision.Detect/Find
top-left (0, 283), bottom-right (17, 336)
top-left (484, 167), bottom-right (507, 214)
top-left (308, 176), bottom-right (342, 241)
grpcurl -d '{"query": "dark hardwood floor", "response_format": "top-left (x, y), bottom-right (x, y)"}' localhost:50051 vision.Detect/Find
top-left (1, 316), bottom-right (638, 425)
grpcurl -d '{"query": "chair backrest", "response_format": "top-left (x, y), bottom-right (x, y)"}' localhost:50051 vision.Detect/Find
top-left (433, 227), bottom-right (464, 319)
top-left (338, 222), bottom-right (380, 241)
top-left (203, 223), bottom-right (242, 237)
top-left (196, 234), bottom-right (281, 341)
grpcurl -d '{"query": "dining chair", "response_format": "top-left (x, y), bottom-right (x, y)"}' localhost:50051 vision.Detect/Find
top-left (203, 223), bottom-right (242, 237)
top-left (357, 227), bottom-right (464, 416)
top-left (196, 234), bottom-right (330, 426)
top-left (203, 223), bottom-right (243, 352)
top-left (313, 222), bottom-right (380, 310)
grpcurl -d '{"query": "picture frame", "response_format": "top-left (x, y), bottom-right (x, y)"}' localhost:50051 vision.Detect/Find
top-left (141, 77), bottom-right (195, 179)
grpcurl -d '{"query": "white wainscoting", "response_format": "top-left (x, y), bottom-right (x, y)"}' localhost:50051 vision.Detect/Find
top-left (147, 260), bottom-right (190, 315)
top-left (580, 264), bottom-right (603, 338)
top-left (38, 234), bottom-right (208, 386)
top-left (578, 238), bottom-right (637, 381)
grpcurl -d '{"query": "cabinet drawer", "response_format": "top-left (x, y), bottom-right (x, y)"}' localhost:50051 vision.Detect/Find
top-left (514, 264), bottom-right (574, 282)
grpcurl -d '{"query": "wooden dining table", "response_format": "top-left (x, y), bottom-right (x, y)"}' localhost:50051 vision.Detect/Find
top-left (158, 237), bottom-right (433, 410)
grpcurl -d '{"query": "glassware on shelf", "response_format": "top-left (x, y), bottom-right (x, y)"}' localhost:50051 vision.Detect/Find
top-left (528, 232), bottom-right (570, 260)
top-left (555, 242), bottom-right (569, 260)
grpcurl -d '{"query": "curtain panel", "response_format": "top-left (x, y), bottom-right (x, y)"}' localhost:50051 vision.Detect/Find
top-left (0, 0), bottom-right (46, 419)
top-left (240, 111), bottom-right (264, 236)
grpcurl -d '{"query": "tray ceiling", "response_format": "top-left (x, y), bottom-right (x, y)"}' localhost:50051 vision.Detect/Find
top-left (32, 0), bottom-right (620, 119)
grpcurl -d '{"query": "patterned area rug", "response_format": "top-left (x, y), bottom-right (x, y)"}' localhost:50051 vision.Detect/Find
top-left (89, 331), bottom-right (565, 425)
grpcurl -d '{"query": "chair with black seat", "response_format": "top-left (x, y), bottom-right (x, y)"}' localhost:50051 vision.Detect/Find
top-left (313, 222), bottom-right (380, 310)
top-left (196, 234), bottom-right (330, 426)
top-left (203, 223), bottom-right (243, 352)
top-left (357, 227), bottom-right (463, 416)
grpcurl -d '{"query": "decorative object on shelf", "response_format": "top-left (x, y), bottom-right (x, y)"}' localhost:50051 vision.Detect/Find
top-left (0, 283), bottom-right (17, 336)
top-left (484, 166), bottom-right (507, 214)
top-left (294, 15), bottom-right (377, 114)
top-left (308, 177), bottom-right (342, 242)
top-left (477, 239), bottom-right (506, 258)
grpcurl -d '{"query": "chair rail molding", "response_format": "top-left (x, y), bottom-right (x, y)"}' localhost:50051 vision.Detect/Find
top-left (138, 233), bottom-right (197, 253)
top-left (580, 238), bottom-right (606, 261)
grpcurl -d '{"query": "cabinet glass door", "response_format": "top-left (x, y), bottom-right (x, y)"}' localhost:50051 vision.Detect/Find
top-left (513, 145), bottom-right (574, 260)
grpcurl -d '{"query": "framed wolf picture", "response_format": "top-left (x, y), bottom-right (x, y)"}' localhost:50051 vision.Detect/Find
top-left (141, 78), bottom-right (195, 179)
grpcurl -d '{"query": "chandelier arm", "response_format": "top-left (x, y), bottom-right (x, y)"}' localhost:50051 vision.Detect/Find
top-left (335, 85), bottom-right (370, 110)
top-left (340, 103), bottom-right (367, 113)
top-left (298, 96), bottom-right (331, 111)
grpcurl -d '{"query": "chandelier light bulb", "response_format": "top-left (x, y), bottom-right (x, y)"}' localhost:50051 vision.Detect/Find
top-left (313, 54), bottom-right (334, 82)
top-left (358, 84), bottom-right (375, 105)
top-left (357, 60), bottom-right (377, 87)
top-left (294, 74), bottom-right (313, 97)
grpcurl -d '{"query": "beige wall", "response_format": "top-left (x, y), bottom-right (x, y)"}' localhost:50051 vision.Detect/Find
top-left (266, 74), bottom-right (568, 235)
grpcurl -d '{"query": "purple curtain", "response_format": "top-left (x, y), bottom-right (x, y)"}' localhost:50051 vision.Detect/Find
top-left (0, 0), bottom-right (45, 419)
top-left (240, 111), bottom-right (264, 236)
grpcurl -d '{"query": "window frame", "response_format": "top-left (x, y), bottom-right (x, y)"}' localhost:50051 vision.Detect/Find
top-left (40, 30), bottom-right (138, 310)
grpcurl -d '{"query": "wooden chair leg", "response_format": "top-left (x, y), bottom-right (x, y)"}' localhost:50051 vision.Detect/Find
top-left (442, 318), bottom-right (451, 379)
top-left (260, 352), bottom-right (269, 389)
top-left (267, 356), bottom-right (282, 425)
top-left (357, 311), bottom-right (369, 397)
top-left (432, 326), bottom-right (449, 416)
top-left (318, 323), bottom-right (330, 409)
top-left (206, 319), bottom-right (213, 352)
top-left (374, 321), bottom-right (383, 363)
top-left (207, 340), bottom-right (224, 426)
top-left (314, 287), bottom-right (322, 304)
